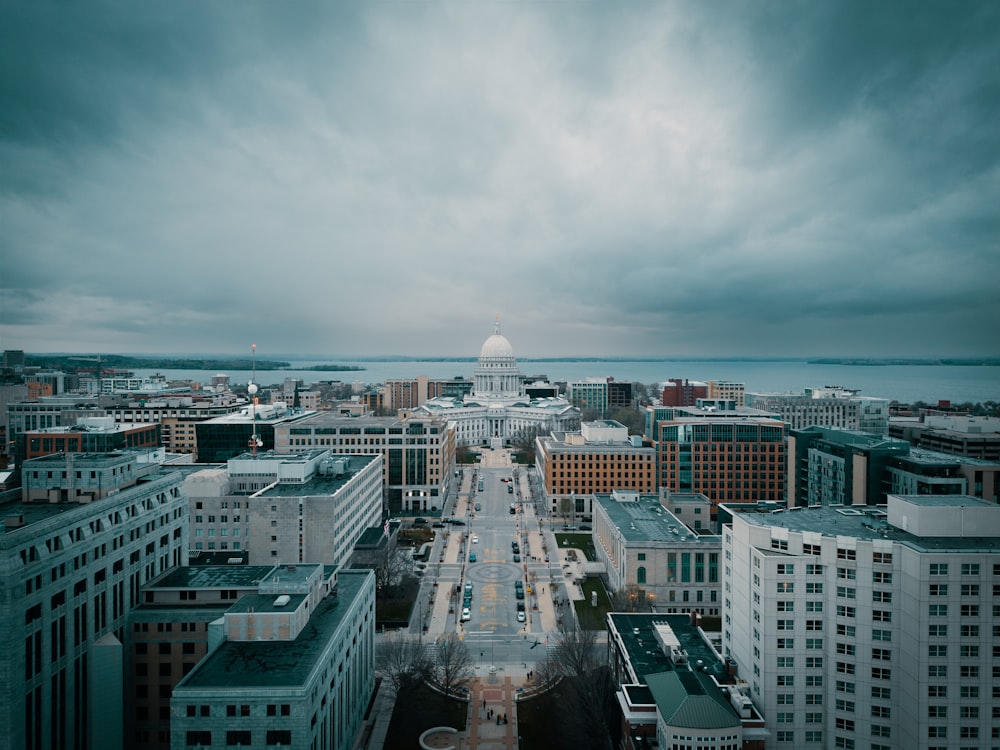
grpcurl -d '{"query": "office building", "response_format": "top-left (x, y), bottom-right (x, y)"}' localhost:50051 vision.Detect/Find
top-left (707, 381), bottom-right (746, 407)
top-left (747, 387), bottom-right (889, 434)
top-left (1, 451), bottom-right (187, 750)
top-left (607, 612), bottom-right (767, 750)
top-left (889, 413), bottom-right (1000, 462)
top-left (273, 413), bottom-right (455, 515)
top-left (104, 394), bottom-right (248, 457)
top-left (24, 416), bottom-right (160, 459)
top-left (721, 495), bottom-right (1000, 750)
top-left (185, 450), bottom-right (382, 568)
top-left (194, 402), bottom-right (316, 462)
top-left (645, 403), bottom-right (787, 510)
top-left (381, 376), bottom-right (474, 410)
top-left (593, 490), bottom-right (721, 614)
top-left (7, 394), bottom-right (106, 469)
top-left (567, 378), bottom-right (610, 416)
top-left (169, 568), bottom-right (376, 750)
top-left (535, 420), bottom-right (655, 517)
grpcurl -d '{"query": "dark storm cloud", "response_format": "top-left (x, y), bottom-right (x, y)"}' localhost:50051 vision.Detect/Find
top-left (1, 1), bottom-right (998, 357)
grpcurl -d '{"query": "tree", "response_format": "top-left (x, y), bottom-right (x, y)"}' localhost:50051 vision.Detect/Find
top-left (376, 633), bottom-right (432, 699)
top-left (534, 623), bottom-right (617, 750)
top-left (371, 544), bottom-right (414, 599)
top-left (510, 424), bottom-right (548, 464)
top-left (609, 405), bottom-right (646, 435)
top-left (432, 633), bottom-right (475, 698)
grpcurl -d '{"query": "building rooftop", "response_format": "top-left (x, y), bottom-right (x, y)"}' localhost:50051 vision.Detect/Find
top-left (725, 495), bottom-right (1000, 553)
top-left (595, 494), bottom-right (709, 544)
top-left (177, 570), bottom-right (372, 689)
top-left (609, 613), bottom-right (727, 685)
top-left (254, 454), bottom-right (378, 497)
top-left (646, 671), bottom-right (741, 730)
top-left (149, 565), bottom-right (277, 590)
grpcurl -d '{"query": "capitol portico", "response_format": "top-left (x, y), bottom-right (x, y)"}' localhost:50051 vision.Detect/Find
top-left (412, 320), bottom-right (581, 447)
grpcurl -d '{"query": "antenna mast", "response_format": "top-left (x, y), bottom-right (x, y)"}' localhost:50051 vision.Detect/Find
top-left (247, 343), bottom-right (263, 456)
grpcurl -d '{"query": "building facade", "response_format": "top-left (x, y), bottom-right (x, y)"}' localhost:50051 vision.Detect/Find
top-left (592, 490), bottom-right (721, 615)
top-left (645, 403), bottom-right (787, 510)
top-left (721, 495), bottom-right (1000, 750)
top-left (747, 387), bottom-right (890, 434)
top-left (273, 413), bottom-right (456, 515)
top-left (1, 451), bottom-right (188, 750)
top-left (889, 413), bottom-right (1000, 463)
top-left (24, 416), bottom-right (160, 459)
top-left (535, 420), bottom-right (655, 517)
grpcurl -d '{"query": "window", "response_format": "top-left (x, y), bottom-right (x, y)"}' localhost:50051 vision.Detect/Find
top-left (835, 699), bottom-right (855, 712)
top-left (226, 730), bottom-right (252, 745)
top-left (929, 624), bottom-right (947, 637)
top-left (837, 586), bottom-right (856, 599)
top-left (871, 667), bottom-right (891, 680)
top-left (872, 648), bottom-right (891, 661)
top-left (961, 563), bottom-right (979, 575)
top-left (872, 686), bottom-right (891, 700)
top-left (929, 563), bottom-right (948, 575)
top-left (777, 563), bottom-right (794, 574)
top-left (806, 601), bottom-right (823, 613)
top-left (805, 675), bottom-right (823, 687)
top-left (806, 656), bottom-right (823, 669)
top-left (871, 705), bottom-right (890, 718)
top-left (837, 567), bottom-right (856, 580)
top-left (806, 582), bottom-right (823, 594)
top-left (776, 601), bottom-right (794, 612)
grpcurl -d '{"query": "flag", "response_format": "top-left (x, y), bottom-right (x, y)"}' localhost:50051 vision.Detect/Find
top-left (383, 519), bottom-right (390, 538)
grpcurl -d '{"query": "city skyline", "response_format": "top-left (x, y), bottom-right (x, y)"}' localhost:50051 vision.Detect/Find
top-left (3, 2), bottom-right (999, 359)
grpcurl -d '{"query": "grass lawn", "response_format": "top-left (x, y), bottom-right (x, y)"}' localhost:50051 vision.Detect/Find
top-left (574, 577), bottom-right (613, 631)
top-left (553, 532), bottom-right (597, 561)
top-left (383, 682), bottom-right (468, 750)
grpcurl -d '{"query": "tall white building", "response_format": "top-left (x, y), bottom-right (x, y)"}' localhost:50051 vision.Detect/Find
top-left (412, 320), bottom-right (580, 447)
top-left (722, 495), bottom-right (1000, 750)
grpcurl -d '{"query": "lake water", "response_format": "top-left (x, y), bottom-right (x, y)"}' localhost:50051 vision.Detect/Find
top-left (131, 359), bottom-right (1000, 405)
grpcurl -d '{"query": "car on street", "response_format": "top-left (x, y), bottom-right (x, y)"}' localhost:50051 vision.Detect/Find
top-left (469, 552), bottom-right (477, 563)
top-left (471, 535), bottom-right (479, 544)
top-left (465, 583), bottom-right (473, 594)
top-left (513, 554), bottom-right (520, 563)
top-left (461, 608), bottom-right (471, 622)
top-left (475, 502), bottom-right (481, 511)
top-left (516, 611), bottom-right (525, 623)
top-left (515, 587), bottom-right (524, 599)
top-left (516, 601), bottom-right (525, 612)
top-left (432, 522), bottom-right (446, 528)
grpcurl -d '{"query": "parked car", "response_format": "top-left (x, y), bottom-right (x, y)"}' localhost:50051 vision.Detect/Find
top-left (471, 535), bottom-right (479, 544)
top-left (516, 611), bottom-right (525, 623)
top-left (414, 517), bottom-right (427, 525)
top-left (469, 552), bottom-right (477, 563)
top-left (513, 554), bottom-right (520, 563)
top-left (461, 608), bottom-right (471, 622)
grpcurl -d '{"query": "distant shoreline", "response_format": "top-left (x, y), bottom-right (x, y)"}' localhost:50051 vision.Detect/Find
top-left (806, 358), bottom-right (1000, 367)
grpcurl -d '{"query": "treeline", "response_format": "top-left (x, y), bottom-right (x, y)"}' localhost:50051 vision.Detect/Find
top-left (24, 355), bottom-right (291, 371)
top-left (810, 357), bottom-right (1000, 366)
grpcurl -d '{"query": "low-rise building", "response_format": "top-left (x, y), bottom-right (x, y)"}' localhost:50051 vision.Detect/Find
top-left (593, 491), bottom-right (721, 615)
top-left (889, 412), bottom-right (1000, 463)
top-left (607, 612), bottom-right (767, 750)
top-left (747, 387), bottom-right (889, 434)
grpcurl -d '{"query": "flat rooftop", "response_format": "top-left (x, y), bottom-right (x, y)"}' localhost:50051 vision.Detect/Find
top-left (178, 570), bottom-right (372, 689)
top-left (255, 455), bottom-right (378, 497)
top-left (595, 494), bottom-right (710, 544)
top-left (727, 496), bottom-right (1000, 552)
top-left (609, 613), bottom-right (726, 684)
top-left (150, 565), bottom-right (277, 590)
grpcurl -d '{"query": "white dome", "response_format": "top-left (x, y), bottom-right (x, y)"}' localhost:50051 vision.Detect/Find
top-left (479, 332), bottom-right (515, 361)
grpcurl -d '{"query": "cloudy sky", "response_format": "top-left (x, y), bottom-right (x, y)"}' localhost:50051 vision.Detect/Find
top-left (2, 2), bottom-right (998, 359)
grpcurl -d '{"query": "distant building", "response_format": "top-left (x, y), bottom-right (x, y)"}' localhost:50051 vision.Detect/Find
top-left (747, 387), bottom-right (889, 434)
top-left (707, 380), bottom-right (746, 407)
top-left (7, 394), bottom-right (106, 468)
top-left (607, 613), bottom-right (767, 750)
top-left (721, 495), bottom-right (1000, 750)
top-left (592, 490), bottom-right (721, 615)
top-left (535, 420), bottom-right (655, 517)
top-left (104, 394), bottom-right (248, 456)
top-left (381, 376), bottom-right (474, 410)
top-left (566, 378), bottom-right (611, 416)
top-left (660, 379), bottom-right (708, 407)
top-left (272, 413), bottom-right (456, 515)
top-left (1, 451), bottom-right (187, 750)
top-left (888, 413), bottom-right (1000, 462)
top-left (411, 320), bottom-right (580, 448)
top-left (24, 416), bottom-right (160, 460)
top-left (169, 567), bottom-right (375, 750)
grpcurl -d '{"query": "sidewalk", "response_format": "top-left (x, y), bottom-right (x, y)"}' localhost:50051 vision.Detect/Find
top-left (466, 675), bottom-right (519, 750)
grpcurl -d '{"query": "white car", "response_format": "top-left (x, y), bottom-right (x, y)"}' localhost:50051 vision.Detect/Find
top-left (516, 611), bottom-right (525, 623)
top-left (461, 608), bottom-right (471, 622)
top-left (471, 535), bottom-right (479, 544)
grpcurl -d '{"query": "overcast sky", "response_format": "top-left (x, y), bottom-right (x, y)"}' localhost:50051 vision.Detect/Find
top-left (2, 2), bottom-right (998, 359)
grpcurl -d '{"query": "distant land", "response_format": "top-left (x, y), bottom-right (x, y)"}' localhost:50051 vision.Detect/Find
top-left (807, 357), bottom-right (1000, 366)
top-left (23, 354), bottom-right (364, 372)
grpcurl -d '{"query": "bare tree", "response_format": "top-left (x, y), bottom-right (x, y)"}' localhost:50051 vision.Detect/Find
top-left (432, 633), bottom-right (475, 698)
top-left (371, 545), bottom-right (414, 599)
top-left (533, 623), bottom-right (617, 750)
top-left (376, 632), bottom-right (432, 698)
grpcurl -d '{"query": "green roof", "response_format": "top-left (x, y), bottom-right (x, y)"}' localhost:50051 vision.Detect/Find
top-left (646, 671), bottom-right (740, 730)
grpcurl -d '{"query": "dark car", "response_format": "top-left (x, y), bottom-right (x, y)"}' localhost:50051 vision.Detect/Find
top-left (414, 517), bottom-right (427, 525)
top-left (513, 554), bottom-right (521, 563)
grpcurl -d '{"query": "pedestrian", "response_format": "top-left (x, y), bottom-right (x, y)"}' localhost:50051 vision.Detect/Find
top-left (483, 699), bottom-right (486, 709)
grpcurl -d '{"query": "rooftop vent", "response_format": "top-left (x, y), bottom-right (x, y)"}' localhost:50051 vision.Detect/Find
top-left (273, 595), bottom-right (291, 608)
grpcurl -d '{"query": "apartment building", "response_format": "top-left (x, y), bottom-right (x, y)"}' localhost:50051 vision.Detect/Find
top-left (708, 381), bottom-right (746, 407)
top-left (660, 379), bottom-right (708, 407)
top-left (1, 451), bottom-right (187, 750)
top-left (592, 490), bottom-right (721, 614)
top-left (721, 495), bottom-right (1000, 750)
top-left (273, 413), bottom-right (455, 515)
top-left (535, 420), bottom-right (655, 517)
top-left (381, 376), bottom-right (473, 410)
top-left (24, 416), bottom-right (160, 459)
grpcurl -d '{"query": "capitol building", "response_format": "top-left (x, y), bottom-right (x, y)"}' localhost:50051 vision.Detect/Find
top-left (411, 320), bottom-right (581, 447)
